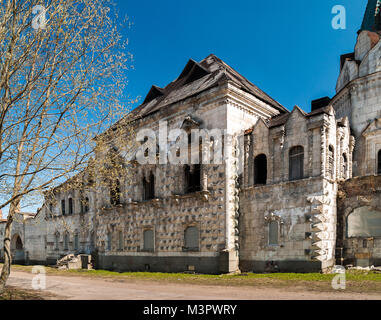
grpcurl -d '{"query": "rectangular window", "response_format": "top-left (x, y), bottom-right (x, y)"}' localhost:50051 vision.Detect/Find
top-left (289, 146), bottom-right (304, 181)
top-left (68, 198), bottom-right (74, 215)
top-left (107, 233), bottom-right (112, 251)
top-left (61, 200), bottom-right (66, 216)
top-left (118, 231), bottom-right (123, 251)
top-left (184, 226), bottom-right (199, 251)
top-left (143, 230), bottom-right (154, 252)
top-left (74, 234), bottom-right (79, 250)
top-left (269, 221), bottom-right (279, 246)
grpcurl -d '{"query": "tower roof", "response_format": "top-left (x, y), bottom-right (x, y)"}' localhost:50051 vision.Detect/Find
top-left (361, 0), bottom-right (381, 32)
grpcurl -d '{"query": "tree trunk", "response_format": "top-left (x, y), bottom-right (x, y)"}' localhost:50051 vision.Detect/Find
top-left (0, 203), bottom-right (16, 295)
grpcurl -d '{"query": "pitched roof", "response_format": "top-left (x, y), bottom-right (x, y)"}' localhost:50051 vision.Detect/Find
top-left (268, 105), bottom-right (332, 128)
top-left (129, 54), bottom-right (287, 121)
top-left (361, 0), bottom-right (381, 33)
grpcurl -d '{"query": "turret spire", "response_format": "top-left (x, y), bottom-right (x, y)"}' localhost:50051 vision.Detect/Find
top-left (361, 0), bottom-right (381, 32)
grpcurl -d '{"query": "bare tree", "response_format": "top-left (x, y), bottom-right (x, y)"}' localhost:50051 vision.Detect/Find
top-left (0, 0), bottom-right (131, 293)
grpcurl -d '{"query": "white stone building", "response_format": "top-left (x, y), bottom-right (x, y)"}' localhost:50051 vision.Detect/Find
top-left (1, 0), bottom-right (381, 273)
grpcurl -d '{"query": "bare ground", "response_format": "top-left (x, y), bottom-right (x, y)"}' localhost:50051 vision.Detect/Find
top-left (5, 270), bottom-right (381, 300)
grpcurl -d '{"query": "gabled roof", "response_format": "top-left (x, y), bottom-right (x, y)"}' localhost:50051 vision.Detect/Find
top-left (268, 105), bottom-right (333, 128)
top-left (129, 54), bottom-right (287, 121)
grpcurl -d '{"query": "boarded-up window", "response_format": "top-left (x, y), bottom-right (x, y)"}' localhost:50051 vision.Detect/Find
top-left (184, 226), bottom-right (199, 251)
top-left (269, 221), bottom-right (279, 245)
top-left (74, 234), bottom-right (79, 250)
top-left (289, 146), bottom-right (304, 181)
top-left (107, 232), bottom-right (112, 250)
top-left (254, 154), bottom-right (267, 185)
top-left (143, 230), bottom-right (154, 251)
top-left (68, 198), bottom-right (74, 215)
top-left (347, 207), bottom-right (381, 238)
top-left (61, 200), bottom-right (66, 216)
top-left (378, 150), bottom-right (381, 175)
top-left (55, 233), bottom-right (60, 250)
top-left (64, 233), bottom-right (69, 250)
top-left (118, 231), bottom-right (123, 251)
top-left (327, 145), bottom-right (335, 179)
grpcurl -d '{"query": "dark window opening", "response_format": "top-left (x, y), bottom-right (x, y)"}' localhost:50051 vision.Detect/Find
top-left (378, 150), bottom-right (381, 175)
top-left (85, 197), bottom-right (90, 212)
top-left (110, 179), bottom-right (121, 206)
top-left (184, 165), bottom-right (201, 194)
top-left (68, 198), bottom-right (74, 215)
top-left (289, 146), bottom-right (304, 181)
top-left (107, 232), bottom-right (112, 251)
top-left (254, 154), bottom-right (267, 185)
top-left (15, 236), bottom-right (23, 250)
top-left (342, 153), bottom-right (348, 179)
top-left (61, 200), bottom-right (66, 216)
top-left (143, 172), bottom-right (155, 200)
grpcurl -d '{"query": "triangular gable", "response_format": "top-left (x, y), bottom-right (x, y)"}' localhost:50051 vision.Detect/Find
top-left (143, 85), bottom-right (165, 105)
top-left (362, 118), bottom-right (381, 136)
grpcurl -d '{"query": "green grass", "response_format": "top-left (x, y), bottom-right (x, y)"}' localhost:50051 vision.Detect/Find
top-left (0, 286), bottom-right (47, 300)
top-left (5, 264), bottom-right (381, 294)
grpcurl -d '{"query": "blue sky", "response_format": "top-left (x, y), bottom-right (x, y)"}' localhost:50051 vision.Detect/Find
top-left (119, 0), bottom-right (366, 112)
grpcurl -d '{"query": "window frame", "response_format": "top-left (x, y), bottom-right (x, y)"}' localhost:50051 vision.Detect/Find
top-left (268, 221), bottom-right (279, 246)
top-left (254, 154), bottom-right (268, 185)
top-left (183, 226), bottom-right (200, 252)
top-left (289, 146), bottom-right (304, 181)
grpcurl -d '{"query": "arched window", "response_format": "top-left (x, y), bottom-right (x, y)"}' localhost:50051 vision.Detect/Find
top-left (327, 145), bottom-right (335, 179)
top-left (342, 153), bottom-right (348, 179)
top-left (378, 150), bottom-right (381, 175)
top-left (143, 230), bottom-right (154, 252)
top-left (110, 179), bottom-right (121, 205)
top-left (289, 146), bottom-right (304, 181)
top-left (68, 198), bottom-right (74, 215)
top-left (184, 226), bottom-right (199, 252)
top-left (254, 154), bottom-right (267, 185)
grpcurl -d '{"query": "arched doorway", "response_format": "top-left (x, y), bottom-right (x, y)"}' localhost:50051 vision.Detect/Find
top-left (11, 234), bottom-right (24, 263)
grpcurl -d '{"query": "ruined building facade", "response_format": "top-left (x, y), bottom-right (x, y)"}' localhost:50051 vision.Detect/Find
top-left (1, 1), bottom-right (381, 273)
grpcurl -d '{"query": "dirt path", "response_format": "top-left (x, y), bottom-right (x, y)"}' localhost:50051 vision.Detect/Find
top-left (6, 270), bottom-right (381, 300)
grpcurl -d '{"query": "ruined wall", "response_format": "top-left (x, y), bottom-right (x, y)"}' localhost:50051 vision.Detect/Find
top-left (336, 175), bottom-right (381, 267)
top-left (239, 178), bottom-right (337, 273)
top-left (44, 187), bottom-right (97, 264)
top-left (24, 213), bottom-right (46, 264)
